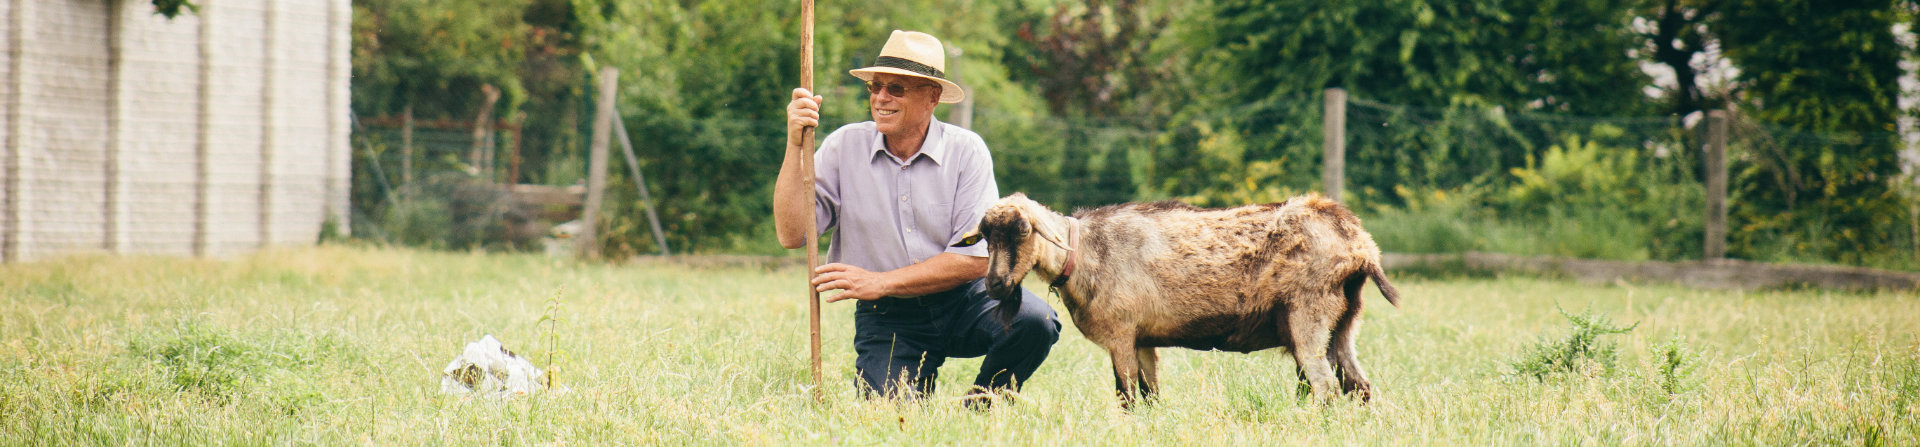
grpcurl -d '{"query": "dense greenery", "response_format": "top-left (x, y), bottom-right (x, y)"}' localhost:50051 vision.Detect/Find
top-left (349, 0), bottom-right (1919, 269)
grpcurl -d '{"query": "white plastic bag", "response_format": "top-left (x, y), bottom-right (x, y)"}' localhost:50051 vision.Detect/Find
top-left (440, 335), bottom-right (547, 398)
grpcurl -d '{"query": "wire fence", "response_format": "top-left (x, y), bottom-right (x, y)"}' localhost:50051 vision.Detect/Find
top-left (349, 88), bottom-right (1920, 268)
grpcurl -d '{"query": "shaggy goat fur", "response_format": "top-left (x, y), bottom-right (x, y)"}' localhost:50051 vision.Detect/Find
top-left (954, 192), bottom-right (1402, 406)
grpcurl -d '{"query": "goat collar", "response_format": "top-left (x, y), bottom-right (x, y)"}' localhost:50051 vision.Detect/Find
top-left (1048, 217), bottom-right (1079, 291)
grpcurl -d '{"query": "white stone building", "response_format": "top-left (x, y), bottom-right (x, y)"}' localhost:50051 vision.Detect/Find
top-left (2, 0), bottom-right (349, 262)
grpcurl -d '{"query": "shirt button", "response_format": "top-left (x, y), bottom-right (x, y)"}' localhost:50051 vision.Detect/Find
top-left (901, 165), bottom-right (908, 171)
top-left (906, 228), bottom-right (913, 233)
top-left (900, 195), bottom-right (908, 202)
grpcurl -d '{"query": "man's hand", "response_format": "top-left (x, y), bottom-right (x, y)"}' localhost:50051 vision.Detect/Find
top-left (812, 263), bottom-right (894, 302)
top-left (787, 88), bottom-right (825, 147)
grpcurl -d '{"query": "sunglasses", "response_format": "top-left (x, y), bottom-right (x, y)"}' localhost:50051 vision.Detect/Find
top-left (865, 80), bottom-right (937, 97)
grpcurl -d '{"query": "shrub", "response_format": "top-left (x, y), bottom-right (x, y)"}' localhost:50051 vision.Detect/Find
top-left (1512, 306), bottom-right (1637, 380)
top-left (123, 319), bottom-right (346, 414)
top-left (1361, 185), bottom-right (1489, 254)
top-left (376, 172), bottom-right (514, 250)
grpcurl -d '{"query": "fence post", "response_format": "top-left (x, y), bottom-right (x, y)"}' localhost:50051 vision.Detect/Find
top-left (613, 116), bottom-right (670, 256)
top-left (579, 66), bottom-right (618, 260)
top-left (472, 84), bottom-right (499, 181)
top-left (3, 0), bottom-right (24, 262)
top-left (258, 0), bottom-right (278, 247)
top-left (1705, 110), bottom-right (1728, 261)
top-left (1323, 88), bottom-right (1346, 202)
top-left (194, 0), bottom-right (215, 255)
top-left (107, 0), bottom-right (123, 253)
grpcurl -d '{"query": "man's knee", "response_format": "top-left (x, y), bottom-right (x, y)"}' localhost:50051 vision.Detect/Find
top-left (1006, 291), bottom-right (1061, 343)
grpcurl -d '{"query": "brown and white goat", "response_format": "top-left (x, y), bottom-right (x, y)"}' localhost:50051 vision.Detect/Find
top-left (953, 193), bottom-right (1402, 406)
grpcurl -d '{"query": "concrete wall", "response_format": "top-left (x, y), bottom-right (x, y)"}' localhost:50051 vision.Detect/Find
top-left (1, 0), bottom-right (349, 262)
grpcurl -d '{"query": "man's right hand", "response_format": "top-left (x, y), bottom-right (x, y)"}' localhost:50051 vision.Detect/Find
top-left (787, 88), bottom-right (825, 147)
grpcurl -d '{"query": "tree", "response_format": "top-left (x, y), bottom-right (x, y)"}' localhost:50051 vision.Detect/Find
top-left (151, 0), bottom-right (197, 18)
top-left (351, 0), bottom-right (531, 120)
top-left (1716, 0), bottom-right (1908, 262)
top-left (1635, 0), bottom-right (1726, 117)
top-left (1161, 0), bottom-right (1648, 205)
top-left (1000, 0), bottom-right (1171, 119)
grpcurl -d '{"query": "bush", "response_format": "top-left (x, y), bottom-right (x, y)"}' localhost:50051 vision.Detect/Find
top-left (1492, 129), bottom-right (1702, 260)
top-left (375, 173), bottom-right (515, 250)
top-left (1511, 306), bottom-right (1637, 380)
top-left (1361, 185), bottom-right (1489, 254)
top-left (123, 319), bottom-right (348, 414)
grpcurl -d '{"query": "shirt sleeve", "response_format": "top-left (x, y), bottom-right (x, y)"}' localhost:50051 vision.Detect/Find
top-left (813, 130), bottom-right (843, 233)
top-left (945, 134), bottom-right (997, 258)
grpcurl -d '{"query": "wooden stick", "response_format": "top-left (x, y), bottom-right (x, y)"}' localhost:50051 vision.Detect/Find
top-left (799, 0), bottom-right (824, 400)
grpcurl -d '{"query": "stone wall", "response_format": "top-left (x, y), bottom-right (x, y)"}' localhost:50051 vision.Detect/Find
top-left (1, 0), bottom-right (349, 262)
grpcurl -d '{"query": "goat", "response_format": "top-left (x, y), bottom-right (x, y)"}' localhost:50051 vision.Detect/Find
top-left (952, 192), bottom-right (1402, 407)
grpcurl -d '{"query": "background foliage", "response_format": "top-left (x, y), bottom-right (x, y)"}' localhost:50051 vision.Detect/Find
top-left (349, 0), bottom-right (1920, 270)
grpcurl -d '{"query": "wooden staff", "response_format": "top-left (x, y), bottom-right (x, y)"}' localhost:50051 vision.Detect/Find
top-left (798, 0), bottom-right (824, 399)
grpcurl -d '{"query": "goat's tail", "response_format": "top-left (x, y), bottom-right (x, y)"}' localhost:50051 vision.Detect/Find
top-left (1366, 261), bottom-right (1402, 308)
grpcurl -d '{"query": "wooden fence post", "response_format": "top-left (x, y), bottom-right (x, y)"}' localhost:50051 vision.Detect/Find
top-left (579, 66), bottom-right (617, 260)
top-left (1705, 110), bottom-right (1729, 261)
top-left (1323, 88), bottom-right (1346, 203)
top-left (612, 116), bottom-right (670, 255)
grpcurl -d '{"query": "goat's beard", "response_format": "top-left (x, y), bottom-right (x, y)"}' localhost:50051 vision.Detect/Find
top-left (985, 268), bottom-right (1028, 327)
top-left (986, 276), bottom-right (1022, 302)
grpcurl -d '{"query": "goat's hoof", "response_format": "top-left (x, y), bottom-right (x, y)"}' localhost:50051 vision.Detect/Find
top-left (962, 393), bottom-right (994, 411)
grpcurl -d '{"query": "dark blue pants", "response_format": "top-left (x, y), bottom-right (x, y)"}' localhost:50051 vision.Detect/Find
top-left (852, 279), bottom-right (1060, 399)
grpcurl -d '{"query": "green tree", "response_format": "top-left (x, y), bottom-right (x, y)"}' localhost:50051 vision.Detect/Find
top-left (1164, 0), bottom-right (1647, 205)
top-left (1634, 0), bottom-right (1727, 117)
top-left (568, 0), bottom-right (1049, 252)
top-left (1716, 0), bottom-right (1908, 263)
top-left (351, 0), bottom-right (531, 120)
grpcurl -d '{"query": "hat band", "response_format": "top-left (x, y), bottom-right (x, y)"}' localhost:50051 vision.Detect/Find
top-left (873, 56), bottom-right (946, 79)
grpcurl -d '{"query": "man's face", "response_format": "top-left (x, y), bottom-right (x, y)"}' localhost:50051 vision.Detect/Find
top-left (867, 73), bottom-right (941, 139)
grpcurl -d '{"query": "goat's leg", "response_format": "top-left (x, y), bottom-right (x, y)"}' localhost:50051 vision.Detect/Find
top-left (1286, 307), bottom-right (1340, 403)
top-left (1329, 306), bottom-right (1374, 401)
top-left (1332, 271), bottom-right (1374, 401)
top-left (1105, 342), bottom-right (1145, 409)
top-left (1135, 347), bottom-right (1160, 403)
top-left (1294, 362), bottom-right (1311, 399)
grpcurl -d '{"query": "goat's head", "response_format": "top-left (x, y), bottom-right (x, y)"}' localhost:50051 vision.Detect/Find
top-left (953, 193), bottom-right (1066, 313)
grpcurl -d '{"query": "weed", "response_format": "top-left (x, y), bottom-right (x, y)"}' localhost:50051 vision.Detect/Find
top-left (1653, 335), bottom-right (1701, 395)
top-left (538, 287), bottom-right (567, 389)
top-left (122, 319), bottom-right (342, 414)
top-left (1512, 305), bottom-right (1637, 380)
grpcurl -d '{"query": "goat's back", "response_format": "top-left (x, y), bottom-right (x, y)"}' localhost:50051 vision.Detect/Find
top-left (1068, 194), bottom-right (1384, 347)
top-left (1078, 194), bottom-right (1379, 284)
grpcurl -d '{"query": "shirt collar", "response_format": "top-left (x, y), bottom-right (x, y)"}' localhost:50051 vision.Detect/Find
top-left (869, 117), bottom-right (949, 165)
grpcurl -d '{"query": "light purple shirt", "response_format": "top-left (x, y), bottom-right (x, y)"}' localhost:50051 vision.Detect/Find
top-left (813, 118), bottom-right (997, 274)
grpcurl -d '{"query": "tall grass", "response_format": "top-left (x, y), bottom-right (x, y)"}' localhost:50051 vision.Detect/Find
top-left (2, 246), bottom-right (1915, 444)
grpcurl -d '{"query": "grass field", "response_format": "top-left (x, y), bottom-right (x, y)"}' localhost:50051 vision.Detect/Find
top-left (2, 245), bottom-right (1916, 445)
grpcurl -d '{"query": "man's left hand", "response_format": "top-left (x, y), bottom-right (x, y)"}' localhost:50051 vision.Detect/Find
top-left (812, 263), bottom-right (894, 302)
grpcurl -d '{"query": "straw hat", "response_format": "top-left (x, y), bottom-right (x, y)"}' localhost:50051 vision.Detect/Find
top-left (849, 30), bottom-right (965, 104)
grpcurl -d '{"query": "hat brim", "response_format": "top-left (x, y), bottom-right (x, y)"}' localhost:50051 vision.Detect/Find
top-left (850, 67), bottom-right (966, 104)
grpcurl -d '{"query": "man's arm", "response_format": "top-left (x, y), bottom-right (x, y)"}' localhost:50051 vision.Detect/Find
top-left (813, 252), bottom-right (987, 302)
top-left (774, 88), bottom-right (825, 249)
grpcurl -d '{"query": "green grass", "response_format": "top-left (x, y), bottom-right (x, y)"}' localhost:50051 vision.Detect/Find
top-left (2, 245), bottom-right (1916, 445)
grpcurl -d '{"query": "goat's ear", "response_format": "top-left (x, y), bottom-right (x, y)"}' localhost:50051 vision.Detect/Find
top-left (951, 230), bottom-right (984, 247)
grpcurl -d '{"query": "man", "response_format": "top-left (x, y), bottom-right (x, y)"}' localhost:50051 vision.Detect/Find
top-left (773, 30), bottom-right (1060, 403)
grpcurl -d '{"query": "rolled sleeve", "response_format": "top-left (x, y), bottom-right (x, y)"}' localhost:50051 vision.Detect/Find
top-left (944, 134), bottom-right (998, 258)
top-left (813, 131), bottom-right (843, 233)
